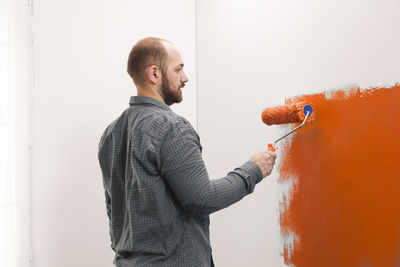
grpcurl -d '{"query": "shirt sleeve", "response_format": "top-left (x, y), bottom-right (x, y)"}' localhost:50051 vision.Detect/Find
top-left (159, 120), bottom-right (263, 218)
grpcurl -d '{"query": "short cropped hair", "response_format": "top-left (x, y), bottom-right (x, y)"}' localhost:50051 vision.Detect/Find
top-left (127, 37), bottom-right (169, 86)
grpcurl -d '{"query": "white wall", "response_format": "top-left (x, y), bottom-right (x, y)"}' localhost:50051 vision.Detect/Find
top-left (30, 0), bottom-right (400, 266)
top-left (14, 1), bottom-right (32, 266)
top-left (196, 0), bottom-right (400, 266)
top-left (30, 1), bottom-right (196, 266)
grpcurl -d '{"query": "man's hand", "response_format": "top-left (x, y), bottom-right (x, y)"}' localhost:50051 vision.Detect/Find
top-left (250, 150), bottom-right (277, 178)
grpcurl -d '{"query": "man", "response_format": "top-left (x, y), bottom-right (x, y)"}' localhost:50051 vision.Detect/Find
top-left (98, 37), bottom-right (276, 267)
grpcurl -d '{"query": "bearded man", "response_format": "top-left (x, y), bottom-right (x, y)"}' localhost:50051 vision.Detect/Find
top-left (98, 37), bottom-right (276, 267)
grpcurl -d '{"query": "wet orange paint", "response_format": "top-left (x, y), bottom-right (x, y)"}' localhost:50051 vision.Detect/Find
top-left (279, 84), bottom-right (400, 267)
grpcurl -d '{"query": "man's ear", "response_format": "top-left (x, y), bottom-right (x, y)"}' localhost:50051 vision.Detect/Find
top-left (146, 65), bottom-right (161, 84)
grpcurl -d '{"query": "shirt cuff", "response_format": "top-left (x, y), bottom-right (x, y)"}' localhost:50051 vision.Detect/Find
top-left (227, 161), bottom-right (264, 194)
top-left (242, 160), bottom-right (264, 184)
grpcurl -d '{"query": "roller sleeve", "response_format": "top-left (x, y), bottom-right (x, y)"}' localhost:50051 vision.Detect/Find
top-left (261, 102), bottom-right (307, 125)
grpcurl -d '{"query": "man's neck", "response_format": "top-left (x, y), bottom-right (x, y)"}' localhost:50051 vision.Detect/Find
top-left (137, 87), bottom-right (165, 104)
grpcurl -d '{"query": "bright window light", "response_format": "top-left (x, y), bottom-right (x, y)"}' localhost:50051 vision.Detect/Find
top-left (0, 0), bottom-right (17, 266)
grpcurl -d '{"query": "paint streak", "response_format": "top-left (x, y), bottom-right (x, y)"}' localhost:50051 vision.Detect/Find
top-left (279, 84), bottom-right (400, 267)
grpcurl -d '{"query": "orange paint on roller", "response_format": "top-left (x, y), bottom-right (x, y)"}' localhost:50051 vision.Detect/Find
top-left (262, 102), bottom-right (316, 151)
top-left (261, 102), bottom-right (316, 125)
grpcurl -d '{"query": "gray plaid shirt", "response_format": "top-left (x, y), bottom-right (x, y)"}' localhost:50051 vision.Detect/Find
top-left (98, 96), bottom-right (263, 267)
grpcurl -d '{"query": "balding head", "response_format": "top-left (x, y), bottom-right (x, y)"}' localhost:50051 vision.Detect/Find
top-left (127, 37), bottom-right (171, 87)
top-left (127, 37), bottom-right (188, 106)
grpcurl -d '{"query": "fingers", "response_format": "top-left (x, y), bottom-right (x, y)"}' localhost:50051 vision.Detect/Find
top-left (266, 151), bottom-right (277, 176)
top-left (249, 150), bottom-right (278, 178)
top-left (267, 151), bottom-right (277, 160)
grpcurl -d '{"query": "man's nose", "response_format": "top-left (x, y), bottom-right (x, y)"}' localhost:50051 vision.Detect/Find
top-left (182, 71), bottom-right (189, 83)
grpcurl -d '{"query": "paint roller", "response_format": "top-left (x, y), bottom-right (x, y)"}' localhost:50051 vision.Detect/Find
top-left (261, 102), bottom-right (315, 151)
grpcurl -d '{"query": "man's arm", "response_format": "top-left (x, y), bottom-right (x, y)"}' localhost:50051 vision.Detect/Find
top-left (159, 121), bottom-right (273, 218)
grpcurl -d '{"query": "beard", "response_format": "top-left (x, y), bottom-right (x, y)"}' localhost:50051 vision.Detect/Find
top-left (161, 74), bottom-right (183, 106)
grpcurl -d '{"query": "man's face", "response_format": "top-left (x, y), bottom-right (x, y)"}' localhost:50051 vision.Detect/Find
top-left (160, 45), bottom-right (189, 106)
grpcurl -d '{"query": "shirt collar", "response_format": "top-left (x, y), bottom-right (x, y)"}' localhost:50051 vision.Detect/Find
top-left (129, 96), bottom-right (172, 111)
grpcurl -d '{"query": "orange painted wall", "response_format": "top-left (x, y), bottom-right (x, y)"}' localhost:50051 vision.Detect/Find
top-left (279, 84), bottom-right (400, 267)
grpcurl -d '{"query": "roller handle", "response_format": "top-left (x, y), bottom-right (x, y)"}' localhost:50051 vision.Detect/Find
top-left (268, 143), bottom-right (278, 152)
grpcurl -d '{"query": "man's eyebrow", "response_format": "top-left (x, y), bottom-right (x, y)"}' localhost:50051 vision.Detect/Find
top-left (177, 63), bottom-right (184, 68)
